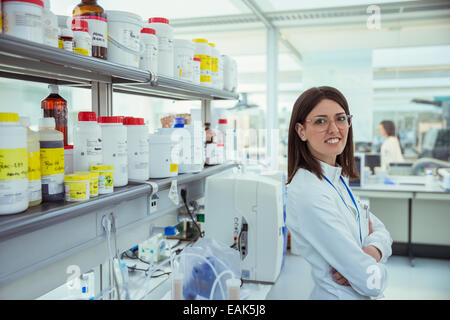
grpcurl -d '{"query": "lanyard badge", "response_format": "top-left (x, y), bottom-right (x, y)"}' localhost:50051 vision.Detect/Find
top-left (323, 175), bottom-right (363, 245)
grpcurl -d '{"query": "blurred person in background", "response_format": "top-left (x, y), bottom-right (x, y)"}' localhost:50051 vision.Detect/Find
top-left (379, 120), bottom-right (404, 170)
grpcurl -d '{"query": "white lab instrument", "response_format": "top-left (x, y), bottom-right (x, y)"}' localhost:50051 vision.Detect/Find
top-left (204, 172), bottom-right (284, 284)
top-left (438, 168), bottom-right (450, 191)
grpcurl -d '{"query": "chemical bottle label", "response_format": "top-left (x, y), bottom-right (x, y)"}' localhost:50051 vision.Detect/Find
top-left (28, 151), bottom-right (41, 181)
top-left (90, 179), bottom-right (98, 196)
top-left (74, 46), bottom-right (89, 56)
top-left (75, 16), bottom-right (107, 48)
top-left (40, 141), bottom-right (64, 176)
top-left (99, 172), bottom-right (113, 190)
top-left (65, 181), bottom-right (89, 201)
top-left (194, 54), bottom-right (212, 82)
top-left (211, 57), bottom-right (218, 73)
top-left (170, 163), bottom-right (178, 173)
top-left (0, 148), bottom-right (28, 181)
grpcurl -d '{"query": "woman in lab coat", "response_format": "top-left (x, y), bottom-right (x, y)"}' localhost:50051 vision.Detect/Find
top-left (286, 86), bottom-right (393, 300)
top-left (379, 120), bottom-right (404, 170)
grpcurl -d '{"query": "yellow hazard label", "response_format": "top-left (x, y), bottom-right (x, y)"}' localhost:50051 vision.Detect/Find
top-left (40, 148), bottom-right (64, 176)
top-left (0, 148), bottom-right (28, 181)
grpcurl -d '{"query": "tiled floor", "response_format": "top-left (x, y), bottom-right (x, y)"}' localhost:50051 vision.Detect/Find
top-left (266, 254), bottom-right (450, 300)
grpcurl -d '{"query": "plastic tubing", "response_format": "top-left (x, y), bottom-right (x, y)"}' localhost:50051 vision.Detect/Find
top-left (209, 269), bottom-right (235, 300)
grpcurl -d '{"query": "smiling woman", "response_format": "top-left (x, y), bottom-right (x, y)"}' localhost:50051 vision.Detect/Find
top-left (285, 86), bottom-right (393, 300)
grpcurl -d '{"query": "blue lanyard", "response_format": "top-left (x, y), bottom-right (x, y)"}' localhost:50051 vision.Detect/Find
top-left (323, 175), bottom-right (362, 245)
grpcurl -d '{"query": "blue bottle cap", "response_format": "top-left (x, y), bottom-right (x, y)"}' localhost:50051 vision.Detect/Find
top-left (164, 226), bottom-right (177, 236)
top-left (174, 117), bottom-right (185, 128)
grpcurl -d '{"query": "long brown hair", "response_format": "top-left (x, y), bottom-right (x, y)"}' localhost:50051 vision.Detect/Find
top-left (287, 86), bottom-right (359, 184)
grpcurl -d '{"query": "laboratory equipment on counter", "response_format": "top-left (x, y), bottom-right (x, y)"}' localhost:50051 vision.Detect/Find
top-left (388, 162), bottom-right (413, 176)
top-left (204, 172), bottom-right (284, 284)
top-left (349, 153), bottom-right (365, 187)
top-left (438, 168), bottom-right (450, 191)
top-left (420, 128), bottom-right (450, 162)
top-left (411, 157), bottom-right (450, 176)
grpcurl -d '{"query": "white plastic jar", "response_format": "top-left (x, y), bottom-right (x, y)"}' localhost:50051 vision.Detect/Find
top-left (192, 38), bottom-right (212, 86)
top-left (208, 43), bottom-right (220, 89)
top-left (90, 164), bottom-right (113, 194)
top-left (2, 0), bottom-right (44, 44)
top-left (42, 0), bottom-right (58, 48)
top-left (139, 27), bottom-right (158, 74)
top-left (192, 57), bottom-right (201, 85)
top-left (72, 19), bottom-right (92, 56)
top-left (98, 116), bottom-right (128, 187)
top-left (147, 17), bottom-right (173, 77)
top-left (124, 117), bottom-right (149, 181)
top-left (73, 112), bottom-right (102, 172)
top-left (223, 54), bottom-right (237, 92)
top-left (0, 113), bottom-right (28, 215)
top-left (106, 10), bottom-right (142, 68)
top-left (148, 133), bottom-right (179, 179)
top-left (64, 172), bottom-right (90, 202)
top-left (173, 39), bottom-right (194, 82)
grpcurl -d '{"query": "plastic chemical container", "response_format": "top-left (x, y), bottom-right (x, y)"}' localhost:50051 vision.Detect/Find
top-left (139, 28), bottom-right (158, 73)
top-left (64, 172), bottom-right (90, 202)
top-left (73, 111), bottom-right (102, 172)
top-left (42, 0), bottom-right (58, 48)
top-left (173, 39), bottom-right (194, 82)
top-left (2, 0), bottom-right (44, 44)
top-left (106, 10), bottom-right (141, 68)
top-left (124, 117), bottom-right (149, 181)
top-left (72, 18), bottom-right (92, 56)
top-left (90, 164), bottom-right (113, 194)
top-left (0, 113), bottom-right (28, 215)
top-left (73, 0), bottom-right (107, 60)
top-left (217, 119), bottom-right (228, 163)
top-left (192, 38), bottom-right (211, 86)
top-left (41, 84), bottom-right (68, 146)
top-left (218, 53), bottom-right (224, 90)
top-left (148, 133), bottom-right (179, 179)
top-left (64, 145), bottom-right (73, 174)
top-left (223, 55), bottom-right (237, 92)
top-left (208, 43), bottom-right (220, 89)
top-left (77, 171), bottom-right (99, 197)
top-left (59, 26), bottom-right (73, 51)
top-left (20, 116), bottom-right (42, 207)
top-left (98, 116), bottom-right (128, 187)
top-left (39, 117), bottom-right (65, 201)
top-left (147, 17), bottom-right (173, 77)
top-left (182, 121), bottom-right (205, 173)
top-left (193, 57), bottom-right (201, 85)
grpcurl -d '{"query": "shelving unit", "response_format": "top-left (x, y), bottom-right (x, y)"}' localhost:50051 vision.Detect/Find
top-left (0, 34), bottom-right (239, 299)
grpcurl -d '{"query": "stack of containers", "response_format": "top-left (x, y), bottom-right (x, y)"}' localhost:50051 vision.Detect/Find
top-left (73, 111), bottom-right (103, 172)
top-left (139, 27), bottom-right (158, 73)
top-left (124, 117), bottom-right (149, 181)
top-left (173, 39), bottom-right (195, 82)
top-left (39, 117), bottom-right (65, 201)
top-left (106, 11), bottom-right (142, 68)
top-left (98, 116), bottom-right (128, 187)
top-left (2, 0), bottom-right (45, 44)
top-left (20, 116), bottom-right (42, 207)
top-left (208, 43), bottom-right (220, 89)
top-left (148, 17), bottom-right (174, 77)
top-left (192, 39), bottom-right (211, 86)
top-left (0, 113), bottom-right (28, 215)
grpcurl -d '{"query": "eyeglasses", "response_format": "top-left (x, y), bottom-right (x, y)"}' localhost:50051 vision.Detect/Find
top-left (303, 114), bottom-right (353, 132)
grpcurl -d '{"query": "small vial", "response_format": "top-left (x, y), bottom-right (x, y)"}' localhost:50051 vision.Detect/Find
top-left (226, 278), bottom-right (241, 300)
top-left (59, 27), bottom-right (73, 52)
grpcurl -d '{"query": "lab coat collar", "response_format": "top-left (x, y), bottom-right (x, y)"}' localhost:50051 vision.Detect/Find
top-left (319, 160), bottom-right (342, 185)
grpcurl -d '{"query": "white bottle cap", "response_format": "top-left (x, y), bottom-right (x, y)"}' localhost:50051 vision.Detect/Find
top-left (48, 84), bottom-right (59, 94)
top-left (19, 116), bottom-right (30, 127)
top-left (39, 117), bottom-right (56, 129)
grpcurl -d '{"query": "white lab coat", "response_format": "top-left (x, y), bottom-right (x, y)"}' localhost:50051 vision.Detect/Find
top-left (286, 161), bottom-right (393, 300)
top-left (380, 136), bottom-right (404, 170)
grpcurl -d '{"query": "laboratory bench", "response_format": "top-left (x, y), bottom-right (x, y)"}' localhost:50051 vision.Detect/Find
top-left (0, 163), bottom-right (238, 300)
top-left (352, 175), bottom-right (450, 265)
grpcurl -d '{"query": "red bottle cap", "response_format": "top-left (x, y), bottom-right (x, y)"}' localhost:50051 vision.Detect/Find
top-left (218, 119), bottom-right (228, 124)
top-left (123, 117), bottom-right (145, 125)
top-left (149, 17), bottom-right (169, 24)
top-left (97, 116), bottom-right (123, 124)
top-left (193, 57), bottom-right (201, 62)
top-left (64, 145), bottom-right (74, 149)
top-left (78, 111), bottom-right (97, 122)
top-left (141, 28), bottom-right (156, 35)
top-left (3, 0), bottom-right (44, 7)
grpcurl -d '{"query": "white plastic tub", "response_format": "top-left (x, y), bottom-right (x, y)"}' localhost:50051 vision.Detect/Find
top-left (173, 39), bottom-right (194, 82)
top-left (2, 0), bottom-right (44, 44)
top-left (139, 27), bottom-right (158, 73)
top-left (73, 111), bottom-right (102, 172)
top-left (106, 10), bottom-right (142, 68)
top-left (148, 133), bottom-right (179, 179)
top-left (147, 17), bottom-right (173, 77)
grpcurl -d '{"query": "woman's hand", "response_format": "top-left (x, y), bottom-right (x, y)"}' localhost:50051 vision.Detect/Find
top-left (363, 245), bottom-right (382, 262)
top-left (330, 268), bottom-right (350, 286)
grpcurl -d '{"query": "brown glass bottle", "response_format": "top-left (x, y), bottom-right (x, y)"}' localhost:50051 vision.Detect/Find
top-left (41, 85), bottom-right (68, 146)
top-left (73, 0), bottom-right (107, 60)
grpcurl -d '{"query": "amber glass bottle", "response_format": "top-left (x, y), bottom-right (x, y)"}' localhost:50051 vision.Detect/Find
top-left (73, 0), bottom-right (107, 60)
top-left (41, 85), bottom-right (68, 146)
